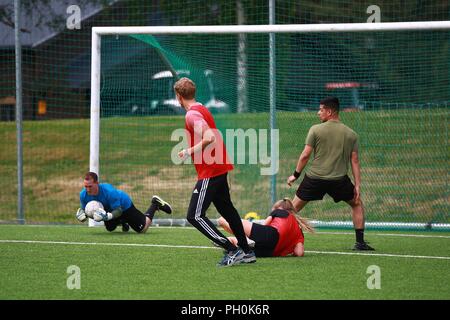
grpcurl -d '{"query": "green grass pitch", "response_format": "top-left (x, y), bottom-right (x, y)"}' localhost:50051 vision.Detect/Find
top-left (0, 225), bottom-right (449, 300)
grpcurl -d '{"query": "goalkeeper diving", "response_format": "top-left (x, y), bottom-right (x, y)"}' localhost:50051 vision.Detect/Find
top-left (76, 172), bottom-right (172, 233)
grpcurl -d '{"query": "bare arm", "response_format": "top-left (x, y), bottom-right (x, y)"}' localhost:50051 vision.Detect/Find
top-left (263, 216), bottom-right (273, 226)
top-left (178, 124), bottom-right (215, 158)
top-left (287, 145), bottom-right (313, 186)
top-left (350, 150), bottom-right (361, 204)
top-left (189, 127), bottom-right (216, 155)
top-left (293, 242), bottom-right (304, 257)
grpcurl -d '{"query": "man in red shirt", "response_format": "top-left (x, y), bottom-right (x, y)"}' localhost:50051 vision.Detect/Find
top-left (218, 198), bottom-right (315, 257)
top-left (174, 77), bottom-right (256, 267)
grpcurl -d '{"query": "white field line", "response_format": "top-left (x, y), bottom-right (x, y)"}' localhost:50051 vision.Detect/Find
top-left (155, 227), bottom-right (450, 239)
top-left (0, 239), bottom-right (449, 260)
top-left (0, 239), bottom-right (214, 250)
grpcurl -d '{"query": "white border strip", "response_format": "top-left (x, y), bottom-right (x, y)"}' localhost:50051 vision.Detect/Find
top-left (309, 220), bottom-right (450, 231)
top-left (1, 239), bottom-right (449, 260)
top-left (317, 231), bottom-right (450, 239)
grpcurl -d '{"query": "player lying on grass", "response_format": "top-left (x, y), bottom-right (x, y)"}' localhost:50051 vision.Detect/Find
top-left (218, 198), bottom-right (315, 257)
top-left (75, 172), bottom-right (172, 233)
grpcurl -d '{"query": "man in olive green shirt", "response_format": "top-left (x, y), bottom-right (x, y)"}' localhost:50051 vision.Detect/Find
top-left (287, 97), bottom-right (374, 251)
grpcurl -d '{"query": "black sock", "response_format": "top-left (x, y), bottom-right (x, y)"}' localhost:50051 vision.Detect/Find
top-left (355, 229), bottom-right (365, 243)
top-left (144, 203), bottom-right (159, 220)
top-left (222, 242), bottom-right (237, 253)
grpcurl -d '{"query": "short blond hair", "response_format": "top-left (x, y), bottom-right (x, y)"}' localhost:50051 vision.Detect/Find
top-left (173, 77), bottom-right (196, 99)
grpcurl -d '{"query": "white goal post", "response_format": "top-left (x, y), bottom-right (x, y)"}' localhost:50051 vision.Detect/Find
top-left (90, 21), bottom-right (450, 229)
top-left (90, 21), bottom-right (450, 175)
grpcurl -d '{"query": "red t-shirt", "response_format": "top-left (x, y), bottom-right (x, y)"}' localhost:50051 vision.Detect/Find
top-left (185, 104), bottom-right (233, 180)
top-left (268, 210), bottom-right (304, 257)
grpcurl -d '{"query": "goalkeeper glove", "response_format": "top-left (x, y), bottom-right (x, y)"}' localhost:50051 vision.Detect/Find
top-left (76, 208), bottom-right (87, 223)
top-left (93, 208), bottom-right (113, 222)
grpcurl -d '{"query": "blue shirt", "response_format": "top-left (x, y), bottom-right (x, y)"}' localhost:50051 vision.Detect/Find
top-left (80, 183), bottom-right (132, 212)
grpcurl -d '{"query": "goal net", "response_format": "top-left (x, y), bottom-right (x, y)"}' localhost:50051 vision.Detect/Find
top-left (90, 22), bottom-right (450, 230)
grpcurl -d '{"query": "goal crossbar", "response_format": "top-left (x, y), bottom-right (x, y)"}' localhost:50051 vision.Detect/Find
top-left (92, 21), bottom-right (450, 35)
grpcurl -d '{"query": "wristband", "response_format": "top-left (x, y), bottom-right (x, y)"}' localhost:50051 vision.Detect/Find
top-left (293, 170), bottom-right (301, 179)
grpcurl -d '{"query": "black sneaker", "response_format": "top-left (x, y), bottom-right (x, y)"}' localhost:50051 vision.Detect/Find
top-left (122, 222), bottom-right (130, 232)
top-left (152, 195), bottom-right (172, 214)
top-left (353, 241), bottom-right (375, 251)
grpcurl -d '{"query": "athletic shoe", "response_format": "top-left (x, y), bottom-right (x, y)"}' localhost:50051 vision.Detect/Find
top-left (152, 195), bottom-right (172, 214)
top-left (353, 241), bottom-right (375, 251)
top-left (217, 248), bottom-right (256, 267)
top-left (247, 238), bottom-right (256, 249)
top-left (122, 222), bottom-right (130, 232)
top-left (242, 250), bottom-right (256, 263)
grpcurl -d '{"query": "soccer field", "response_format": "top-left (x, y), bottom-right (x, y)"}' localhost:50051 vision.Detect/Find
top-left (0, 225), bottom-right (449, 300)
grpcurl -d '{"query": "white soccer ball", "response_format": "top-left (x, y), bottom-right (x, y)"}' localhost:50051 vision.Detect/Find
top-left (85, 200), bottom-right (104, 217)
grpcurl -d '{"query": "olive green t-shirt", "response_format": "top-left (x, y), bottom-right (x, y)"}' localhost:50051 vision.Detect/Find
top-left (305, 120), bottom-right (359, 180)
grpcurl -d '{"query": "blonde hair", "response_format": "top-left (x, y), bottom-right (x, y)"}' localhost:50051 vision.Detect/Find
top-left (173, 77), bottom-right (196, 99)
top-left (272, 198), bottom-right (315, 234)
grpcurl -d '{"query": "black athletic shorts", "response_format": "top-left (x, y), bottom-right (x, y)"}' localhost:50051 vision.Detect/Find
top-left (296, 174), bottom-right (355, 203)
top-left (249, 223), bottom-right (279, 257)
top-left (104, 204), bottom-right (147, 233)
